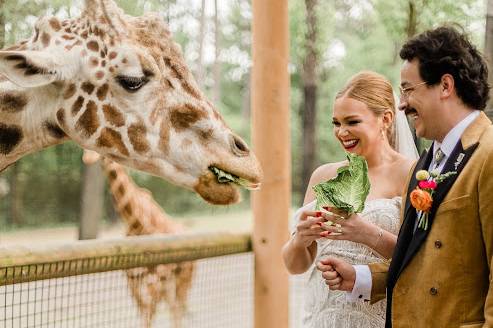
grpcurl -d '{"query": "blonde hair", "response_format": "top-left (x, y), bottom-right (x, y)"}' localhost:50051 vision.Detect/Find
top-left (336, 71), bottom-right (396, 148)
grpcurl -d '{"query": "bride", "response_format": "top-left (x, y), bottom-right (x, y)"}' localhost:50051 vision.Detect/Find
top-left (282, 71), bottom-right (417, 327)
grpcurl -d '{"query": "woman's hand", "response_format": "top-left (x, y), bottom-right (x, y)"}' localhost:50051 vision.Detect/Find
top-left (293, 210), bottom-right (327, 248)
top-left (319, 207), bottom-right (376, 245)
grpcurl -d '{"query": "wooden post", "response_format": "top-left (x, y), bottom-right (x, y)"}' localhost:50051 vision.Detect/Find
top-left (251, 0), bottom-right (290, 327)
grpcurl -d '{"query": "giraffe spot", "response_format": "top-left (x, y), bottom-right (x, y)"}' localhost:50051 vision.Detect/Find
top-left (0, 123), bottom-right (23, 155)
top-left (169, 104), bottom-right (208, 131)
top-left (159, 120), bottom-right (170, 155)
top-left (63, 84), bottom-right (77, 99)
top-left (122, 58), bottom-right (128, 64)
top-left (64, 27), bottom-right (71, 33)
top-left (62, 34), bottom-right (75, 40)
top-left (94, 28), bottom-right (102, 37)
top-left (0, 92), bottom-right (27, 112)
top-left (181, 81), bottom-right (201, 100)
top-left (128, 122), bottom-right (150, 154)
top-left (33, 27), bottom-right (39, 43)
top-left (199, 128), bottom-right (214, 141)
top-left (76, 100), bottom-right (99, 137)
top-left (43, 121), bottom-right (67, 139)
top-left (100, 50), bottom-right (105, 58)
top-left (109, 67), bottom-right (114, 73)
top-left (108, 169), bottom-right (117, 181)
top-left (96, 84), bottom-right (109, 101)
top-left (164, 79), bottom-right (174, 89)
top-left (81, 82), bottom-right (95, 95)
top-left (49, 18), bottom-right (62, 31)
top-left (95, 71), bottom-right (105, 80)
top-left (163, 57), bottom-right (200, 99)
top-left (87, 41), bottom-right (99, 52)
top-left (101, 60), bottom-right (106, 67)
top-left (71, 96), bottom-right (85, 115)
top-left (41, 32), bottom-right (51, 47)
top-left (90, 57), bottom-right (99, 67)
top-left (102, 104), bottom-right (124, 127)
top-left (96, 127), bottom-right (129, 156)
top-left (123, 203), bottom-right (133, 217)
top-left (81, 31), bottom-right (88, 39)
top-left (117, 185), bottom-right (125, 198)
top-left (129, 219), bottom-right (143, 235)
top-left (56, 109), bottom-right (66, 129)
top-left (109, 52), bottom-right (117, 60)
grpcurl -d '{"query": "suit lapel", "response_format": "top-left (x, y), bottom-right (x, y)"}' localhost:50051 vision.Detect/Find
top-left (402, 149), bottom-right (433, 224)
top-left (387, 148), bottom-right (433, 289)
top-left (397, 140), bottom-right (479, 277)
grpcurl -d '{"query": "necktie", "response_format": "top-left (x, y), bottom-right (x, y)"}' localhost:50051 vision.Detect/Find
top-left (432, 148), bottom-right (445, 171)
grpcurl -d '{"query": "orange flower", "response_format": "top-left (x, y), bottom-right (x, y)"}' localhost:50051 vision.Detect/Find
top-left (410, 188), bottom-right (433, 212)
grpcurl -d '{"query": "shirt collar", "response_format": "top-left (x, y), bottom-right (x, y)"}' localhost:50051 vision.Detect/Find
top-left (433, 110), bottom-right (480, 157)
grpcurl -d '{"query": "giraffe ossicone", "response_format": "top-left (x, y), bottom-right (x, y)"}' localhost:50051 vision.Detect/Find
top-left (0, 0), bottom-right (262, 205)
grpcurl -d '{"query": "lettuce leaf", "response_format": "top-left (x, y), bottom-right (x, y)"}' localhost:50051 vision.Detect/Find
top-left (312, 153), bottom-right (370, 214)
top-left (209, 166), bottom-right (257, 189)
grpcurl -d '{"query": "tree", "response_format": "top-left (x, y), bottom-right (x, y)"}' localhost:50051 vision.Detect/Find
top-left (213, 0), bottom-right (221, 104)
top-left (196, 0), bottom-right (206, 89)
top-left (79, 161), bottom-right (104, 239)
top-left (299, 0), bottom-right (319, 198)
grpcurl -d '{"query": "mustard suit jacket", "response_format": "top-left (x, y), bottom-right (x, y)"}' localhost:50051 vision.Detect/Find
top-left (369, 112), bottom-right (493, 328)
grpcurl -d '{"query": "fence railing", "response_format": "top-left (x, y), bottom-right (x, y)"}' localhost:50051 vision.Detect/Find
top-left (0, 232), bottom-right (252, 286)
top-left (0, 231), bottom-right (306, 328)
top-left (0, 232), bottom-right (257, 328)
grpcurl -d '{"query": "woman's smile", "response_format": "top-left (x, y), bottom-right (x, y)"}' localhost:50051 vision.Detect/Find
top-left (340, 139), bottom-right (359, 151)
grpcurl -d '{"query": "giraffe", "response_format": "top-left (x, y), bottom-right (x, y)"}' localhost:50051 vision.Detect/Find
top-left (83, 150), bottom-right (194, 328)
top-left (0, 0), bottom-right (262, 205)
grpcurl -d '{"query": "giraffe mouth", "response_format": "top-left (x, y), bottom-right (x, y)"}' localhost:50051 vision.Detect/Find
top-left (209, 166), bottom-right (261, 190)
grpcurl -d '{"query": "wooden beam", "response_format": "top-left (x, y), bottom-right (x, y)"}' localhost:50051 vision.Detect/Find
top-left (251, 0), bottom-right (290, 327)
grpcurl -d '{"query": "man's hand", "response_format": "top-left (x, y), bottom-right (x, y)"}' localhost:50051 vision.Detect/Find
top-left (316, 257), bottom-right (356, 291)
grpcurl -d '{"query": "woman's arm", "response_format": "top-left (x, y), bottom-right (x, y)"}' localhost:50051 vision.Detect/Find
top-left (320, 211), bottom-right (397, 258)
top-left (282, 164), bottom-right (339, 274)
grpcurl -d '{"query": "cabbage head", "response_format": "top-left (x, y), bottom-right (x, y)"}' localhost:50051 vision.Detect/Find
top-left (313, 153), bottom-right (370, 214)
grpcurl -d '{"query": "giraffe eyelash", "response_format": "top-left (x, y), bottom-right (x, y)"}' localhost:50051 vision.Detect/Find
top-left (116, 75), bottom-right (150, 92)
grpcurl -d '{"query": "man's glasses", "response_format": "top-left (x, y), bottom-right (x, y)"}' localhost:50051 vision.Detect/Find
top-left (399, 81), bottom-right (427, 99)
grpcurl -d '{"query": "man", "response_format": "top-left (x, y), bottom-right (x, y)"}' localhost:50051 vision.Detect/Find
top-left (318, 26), bottom-right (493, 328)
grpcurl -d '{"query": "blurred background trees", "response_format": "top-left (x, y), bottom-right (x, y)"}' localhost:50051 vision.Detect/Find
top-left (0, 0), bottom-right (488, 231)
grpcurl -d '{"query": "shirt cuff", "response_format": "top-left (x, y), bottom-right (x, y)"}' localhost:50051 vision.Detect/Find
top-left (345, 265), bottom-right (372, 302)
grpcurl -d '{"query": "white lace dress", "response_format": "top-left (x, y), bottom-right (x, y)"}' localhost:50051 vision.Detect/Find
top-left (291, 197), bottom-right (401, 328)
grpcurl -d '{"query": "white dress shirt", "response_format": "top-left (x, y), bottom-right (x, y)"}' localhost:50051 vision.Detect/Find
top-left (347, 110), bottom-right (481, 302)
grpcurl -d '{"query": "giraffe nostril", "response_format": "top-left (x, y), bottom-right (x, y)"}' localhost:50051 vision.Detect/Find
top-left (231, 134), bottom-right (250, 156)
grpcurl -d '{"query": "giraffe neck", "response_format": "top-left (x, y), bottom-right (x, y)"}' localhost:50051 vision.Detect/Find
top-left (101, 158), bottom-right (181, 235)
top-left (0, 80), bottom-right (67, 171)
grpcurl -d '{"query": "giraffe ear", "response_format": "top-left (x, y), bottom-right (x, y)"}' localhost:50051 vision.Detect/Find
top-left (0, 50), bottom-right (66, 88)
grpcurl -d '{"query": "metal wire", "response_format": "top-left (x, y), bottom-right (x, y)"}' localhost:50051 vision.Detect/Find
top-left (0, 232), bottom-right (306, 327)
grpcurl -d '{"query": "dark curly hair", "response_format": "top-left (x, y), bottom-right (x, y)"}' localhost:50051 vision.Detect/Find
top-left (400, 25), bottom-right (490, 110)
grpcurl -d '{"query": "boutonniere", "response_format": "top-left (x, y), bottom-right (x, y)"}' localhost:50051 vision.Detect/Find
top-left (410, 169), bottom-right (457, 230)
top-left (454, 153), bottom-right (465, 170)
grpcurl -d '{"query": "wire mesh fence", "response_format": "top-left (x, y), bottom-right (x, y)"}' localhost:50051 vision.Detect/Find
top-left (0, 232), bottom-right (307, 328)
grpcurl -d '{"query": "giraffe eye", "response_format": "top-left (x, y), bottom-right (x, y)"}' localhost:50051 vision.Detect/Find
top-left (116, 75), bottom-right (148, 92)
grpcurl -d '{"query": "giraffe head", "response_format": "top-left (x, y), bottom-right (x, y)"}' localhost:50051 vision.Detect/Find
top-left (0, 0), bottom-right (262, 205)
